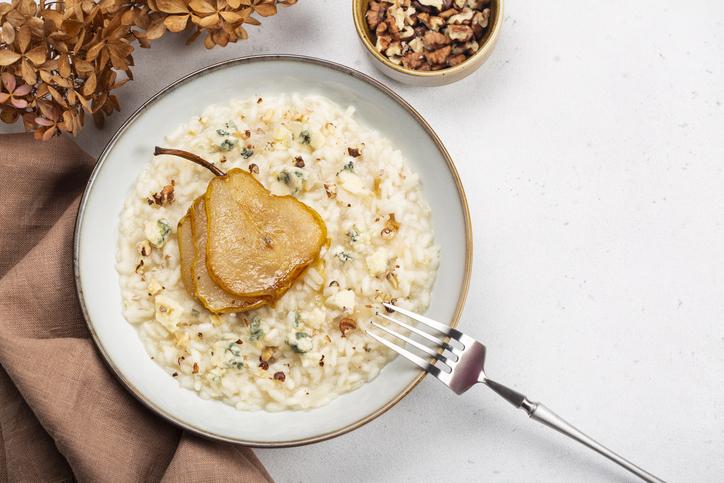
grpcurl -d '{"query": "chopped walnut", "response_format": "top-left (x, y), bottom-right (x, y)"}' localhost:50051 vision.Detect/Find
top-left (147, 180), bottom-right (175, 206)
top-left (417, 11), bottom-right (431, 27)
top-left (423, 30), bottom-right (449, 49)
top-left (367, 0), bottom-right (493, 70)
top-left (464, 40), bottom-right (480, 53)
top-left (438, 8), bottom-right (458, 19)
top-left (365, 0), bottom-right (387, 30)
top-left (467, 0), bottom-right (490, 9)
top-left (294, 156), bottom-right (305, 168)
top-left (449, 53), bottom-right (467, 66)
top-left (447, 24), bottom-right (474, 42)
top-left (429, 16), bottom-right (445, 31)
top-left (381, 213), bottom-right (401, 239)
top-left (348, 147), bottom-right (362, 157)
top-left (273, 371), bottom-right (286, 382)
top-left (248, 163), bottom-right (259, 174)
top-left (402, 51), bottom-right (426, 70)
top-left (449, 8), bottom-right (474, 24)
top-left (425, 45), bottom-right (452, 65)
top-left (376, 34), bottom-right (392, 52)
top-left (385, 15), bottom-right (401, 39)
top-left (417, 0), bottom-right (444, 9)
top-left (136, 240), bottom-right (152, 257)
top-left (399, 25), bottom-right (415, 40)
top-left (408, 37), bottom-right (425, 53)
top-left (324, 183), bottom-right (337, 199)
top-left (376, 19), bottom-right (389, 36)
top-left (338, 317), bottom-right (357, 337)
top-left (386, 41), bottom-right (403, 57)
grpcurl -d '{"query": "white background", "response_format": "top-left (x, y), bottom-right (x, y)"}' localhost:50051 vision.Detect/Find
top-left (5, 1), bottom-right (724, 481)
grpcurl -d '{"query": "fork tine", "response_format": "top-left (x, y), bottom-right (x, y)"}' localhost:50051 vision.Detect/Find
top-left (383, 303), bottom-right (461, 338)
top-left (365, 330), bottom-right (440, 376)
top-left (371, 321), bottom-right (446, 362)
top-left (377, 313), bottom-right (452, 350)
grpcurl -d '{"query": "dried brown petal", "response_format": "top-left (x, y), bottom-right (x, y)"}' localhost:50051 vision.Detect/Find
top-left (157, 0), bottom-right (189, 14)
top-left (189, 0), bottom-right (216, 14)
top-left (16, 24), bottom-right (31, 53)
top-left (0, 50), bottom-right (21, 66)
top-left (1, 22), bottom-right (15, 44)
top-left (165, 14), bottom-right (190, 32)
top-left (254, 1), bottom-right (277, 17)
top-left (145, 19), bottom-right (167, 40)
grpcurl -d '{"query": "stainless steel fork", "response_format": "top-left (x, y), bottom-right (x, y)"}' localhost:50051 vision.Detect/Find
top-left (367, 303), bottom-right (664, 483)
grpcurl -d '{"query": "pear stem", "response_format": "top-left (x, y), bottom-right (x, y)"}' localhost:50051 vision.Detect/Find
top-left (154, 146), bottom-right (225, 177)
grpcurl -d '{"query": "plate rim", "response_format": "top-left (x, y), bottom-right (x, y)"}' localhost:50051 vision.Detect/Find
top-left (73, 54), bottom-right (473, 448)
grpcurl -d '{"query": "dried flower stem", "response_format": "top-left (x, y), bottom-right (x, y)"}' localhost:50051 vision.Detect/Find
top-left (154, 146), bottom-right (225, 176)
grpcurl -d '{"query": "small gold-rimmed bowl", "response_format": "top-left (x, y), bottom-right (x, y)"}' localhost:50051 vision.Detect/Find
top-left (353, 0), bottom-right (503, 86)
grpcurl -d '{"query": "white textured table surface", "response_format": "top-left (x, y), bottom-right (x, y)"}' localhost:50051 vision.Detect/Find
top-left (6, 1), bottom-right (724, 481)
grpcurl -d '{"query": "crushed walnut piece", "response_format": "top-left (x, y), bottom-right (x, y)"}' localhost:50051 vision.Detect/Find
top-left (338, 317), bottom-right (357, 337)
top-left (136, 240), bottom-right (152, 257)
top-left (381, 213), bottom-right (400, 239)
top-left (365, 0), bottom-right (492, 71)
top-left (147, 180), bottom-right (175, 206)
top-left (324, 183), bottom-right (337, 199)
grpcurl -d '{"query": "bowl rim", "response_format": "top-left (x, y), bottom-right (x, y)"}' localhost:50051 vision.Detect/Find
top-left (352, 0), bottom-right (504, 78)
top-left (73, 54), bottom-right (473, 448)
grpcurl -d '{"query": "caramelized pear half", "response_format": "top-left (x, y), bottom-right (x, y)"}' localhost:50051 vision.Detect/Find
top-left (189, 198), bottom-right (269, 313)
top-left (177, 214), bottom-right (195, 295)
top-left (205, 168), bottom-right (327, 298)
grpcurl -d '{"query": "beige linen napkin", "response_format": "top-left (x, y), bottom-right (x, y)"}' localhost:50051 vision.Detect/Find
top-left (0, 133), bottom-right (273, 483)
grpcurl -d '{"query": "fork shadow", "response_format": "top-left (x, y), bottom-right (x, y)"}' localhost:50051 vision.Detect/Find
top-left (257, 379), bottom-right (644, 482)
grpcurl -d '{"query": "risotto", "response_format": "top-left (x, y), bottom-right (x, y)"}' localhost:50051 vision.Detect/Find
top-left (116, 94), bottom-right (439, 411)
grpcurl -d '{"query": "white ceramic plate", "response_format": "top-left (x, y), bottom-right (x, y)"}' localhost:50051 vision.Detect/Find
top-left (74, 55), bottom-right (472, 447)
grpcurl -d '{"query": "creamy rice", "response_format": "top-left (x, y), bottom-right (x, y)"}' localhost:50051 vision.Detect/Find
top-left (116, 94), bottom-right (439, 411)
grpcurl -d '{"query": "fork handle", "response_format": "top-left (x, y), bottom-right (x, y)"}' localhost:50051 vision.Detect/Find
top-left (523, 401), bottom-right (664, 482)
top-left (483, 380), bottom-right (664, 482)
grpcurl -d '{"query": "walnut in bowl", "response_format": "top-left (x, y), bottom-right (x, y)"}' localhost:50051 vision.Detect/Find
top-left (353, 0), bottom-right (503, 86)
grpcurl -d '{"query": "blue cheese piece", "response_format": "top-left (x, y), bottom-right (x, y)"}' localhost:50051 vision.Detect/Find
top-left (287, 331), bottom-right (313, 353)
top-left (145, 218), bottom-right (172, 248)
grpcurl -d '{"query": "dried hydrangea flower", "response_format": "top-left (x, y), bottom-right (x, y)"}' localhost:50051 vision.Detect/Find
top-left (0, 0), bottom-right (299, 139)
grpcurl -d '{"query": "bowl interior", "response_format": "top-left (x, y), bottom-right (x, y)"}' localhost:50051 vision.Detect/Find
top-left (353, 0), bottom-right (502, 76)
top-left (75, 56), bottom-right (471, 446)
